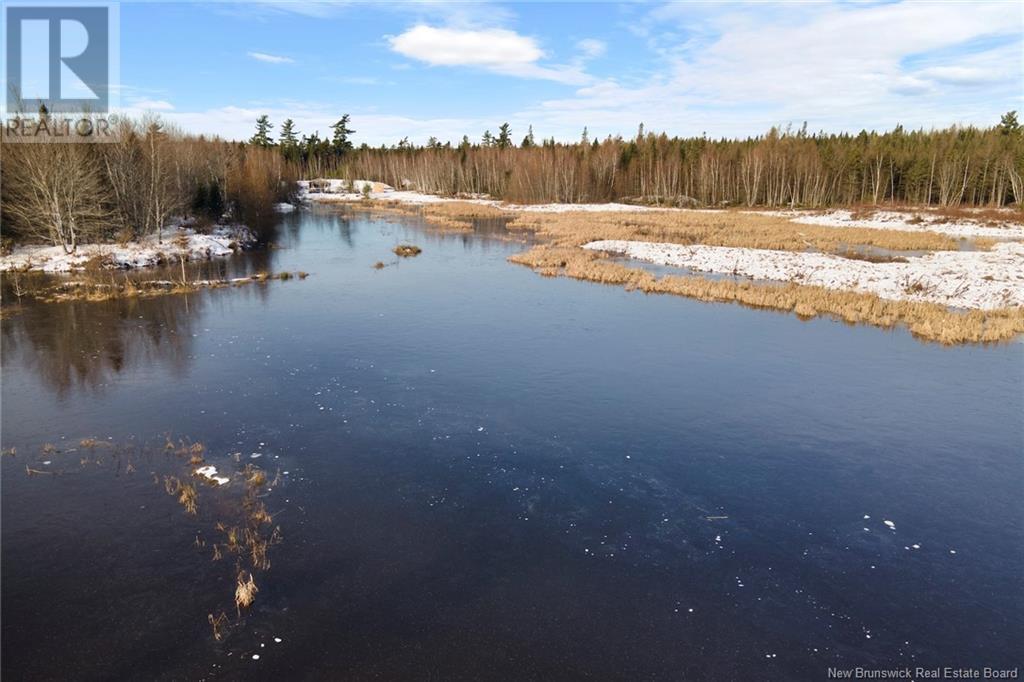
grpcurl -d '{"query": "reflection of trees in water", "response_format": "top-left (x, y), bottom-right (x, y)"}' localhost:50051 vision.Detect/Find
top-left (2, 293), bottom-right (202, 398)
top-left (0, 222), bottom-right (292, 399)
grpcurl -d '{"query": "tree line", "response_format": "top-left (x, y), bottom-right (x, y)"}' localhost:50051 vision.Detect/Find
top-left (2, 111), bottom-right (298, 253)
top-left (264, 112), bottom-right (1024, 208)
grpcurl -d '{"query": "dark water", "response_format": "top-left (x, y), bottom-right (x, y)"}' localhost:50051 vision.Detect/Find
top-left (2, 207), bottom-right (1022, 681)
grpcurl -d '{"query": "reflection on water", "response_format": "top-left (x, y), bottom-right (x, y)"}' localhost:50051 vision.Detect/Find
top-left (2, 295), bottom-right (199, 397)
top-left (2, 207), bottom-right (1021, 681)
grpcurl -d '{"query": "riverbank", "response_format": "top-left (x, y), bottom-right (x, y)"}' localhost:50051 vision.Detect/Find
top-left (301, 179), bottom-right (1024, 343)
top-left (0, 222), bottom-right (255, 273)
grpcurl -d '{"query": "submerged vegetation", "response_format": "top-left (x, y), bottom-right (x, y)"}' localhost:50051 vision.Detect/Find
top-left (11, 435), bottom-right (286, 643)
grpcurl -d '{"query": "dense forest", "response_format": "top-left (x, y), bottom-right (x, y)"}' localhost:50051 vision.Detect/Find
top-left (2, 110), bottom-right (1021, 252)
top-left (256, 112), bottom-right (1024, 208)
top-left (355, 115), bottom-right (1024, 207)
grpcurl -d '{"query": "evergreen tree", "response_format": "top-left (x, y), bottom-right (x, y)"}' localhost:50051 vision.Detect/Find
top-left (251, 115), bottom-right (274, 147)
top-left (581, 126), bottom-right (589, 145)
top-left (280, 118), bottom-right (299, 146)
top-left (482, 130), bottom-right (494, 147)
top-left (497, 122), bottom-right (512, 149)
top-left (521, 125), bottom-right (535, 148)
top-left (999, 111), bottom-right (1020, 136)
top-left (331, 114), bottom-right (355, 154)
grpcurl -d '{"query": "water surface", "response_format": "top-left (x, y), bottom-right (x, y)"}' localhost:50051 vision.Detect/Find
top-left (3, 207), bottom-right (1022, 680)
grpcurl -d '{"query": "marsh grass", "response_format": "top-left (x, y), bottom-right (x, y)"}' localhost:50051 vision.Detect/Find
top-left (505, 210), bottom-right (968, 253)
top-left (393, 244), bottom-right (422, 257)
top-left (164, 476), bottom-right (200, 515)
top-left (208, 612), bottom-right (229, 641)
top-left (509, 245), bottom-right (1024, 344)
top-left (10, 268), bottom-right (309, 305)
top-left (234, 572), bottom-right (258, 616)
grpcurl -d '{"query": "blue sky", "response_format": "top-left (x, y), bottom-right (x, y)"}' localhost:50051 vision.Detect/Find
top-left (114, 1), bottom-right (1024, 144)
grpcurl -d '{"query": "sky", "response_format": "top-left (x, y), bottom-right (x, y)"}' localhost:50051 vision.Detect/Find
top-left (112, 0), bottom-right (1024, 145)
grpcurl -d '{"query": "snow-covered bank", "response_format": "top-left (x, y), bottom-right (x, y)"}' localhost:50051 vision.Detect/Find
top-left (300, 181), bottom-right (1024, 235)
top-left (584, 240), bottom-right (1024, 310)
top-left (298, 180), bottom-right (662, 213)
top-left (753, 209), bottom-right (1024, 240)
top-left (0, 224), bottom-right (255, 273)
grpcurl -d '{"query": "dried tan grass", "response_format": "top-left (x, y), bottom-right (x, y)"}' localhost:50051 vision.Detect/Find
top-left (163, 475), bottom-right (199, 515)
top-left (506, 209), bottom-right (966, 253)
top-left (208, 612), bottom-right (229, 641)
top-left (234, 572), bottom-right (258, 615)
top-left (393, 244), bottom-right (422, 257)
top-left (509, 245), bottom-right (1024, 344)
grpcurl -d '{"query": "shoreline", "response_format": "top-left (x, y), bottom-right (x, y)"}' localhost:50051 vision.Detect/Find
top-left (0, 223), bottom-right (255, 274)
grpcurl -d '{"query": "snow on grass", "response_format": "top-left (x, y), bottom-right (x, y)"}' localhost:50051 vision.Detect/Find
top-left (753, 209), bottom-right (1024, 240)
top-left (0, 223), bottom-right (254, 273)
top-left (584, 239), bottom-right (1024, 310)
top-left (301, 180), bottom-right (1024, 231)
top-left (298, 179), bottom-right (664, 212)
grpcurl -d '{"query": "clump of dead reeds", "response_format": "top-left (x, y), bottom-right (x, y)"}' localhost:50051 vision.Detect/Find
top-left (393, 244), bottom-right (422, 257)
top-left (163, 475), bottom-right (199, 515)
top-left (234, 572), bottom-right (258, 615)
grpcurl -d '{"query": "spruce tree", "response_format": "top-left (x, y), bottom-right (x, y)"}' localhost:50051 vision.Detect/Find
top-left (497, 122), bottom-right (512, 149)
top-left (251, 115), bottom-right (274, 147)
top-left (521, 125), bottom-right (535, 148)
top-left (280, 118), bottom-right (299, 147)
top-left (331, 114), bottom-right (355, 154)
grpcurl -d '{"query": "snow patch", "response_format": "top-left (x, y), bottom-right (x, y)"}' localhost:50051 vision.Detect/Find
top-left (195, 465), bottom-right (230, 486)
top-left (583, 240), bottom-right (1024, 310)
top-left (753, 209), bottom-right (1024, 240)
top-left (0, 223), bottom-right (255, 273)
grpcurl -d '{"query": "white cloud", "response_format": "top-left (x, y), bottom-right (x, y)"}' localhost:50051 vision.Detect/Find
top-left (131, 99), bottom-right (175, 111)
top-left (247, 51), bottom-right (295, 64)
top-left (388, 25), bottom-right (590, 84)
top-left (576, 38), bottom-right (606, 59)
top-left (389, 25), bottom-right (541, 66)
top-left (123, 2), bottom-right (1023, 146)
top-left (914, 66), bottom-right (996, 86)
top-left (520, 1), bottom-right (1023, 138)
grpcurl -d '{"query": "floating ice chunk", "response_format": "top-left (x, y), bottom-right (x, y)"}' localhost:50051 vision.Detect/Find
top-left (949, 550), bottom-right (957, 555)
top-left (911, 544), bottom-right (920, 550)
top-left (252, 654), bottom-right (260, 660)
top-left (274, 637), bottom-right (282, 643)
top-left (477, 427), bottom-right (484, 432)
top-left (883, 520), bottom-right (896, 530)
top-left (195, 465), bottom-right (230, 485)
top-left (863, 515), bottom-right (870, 519)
